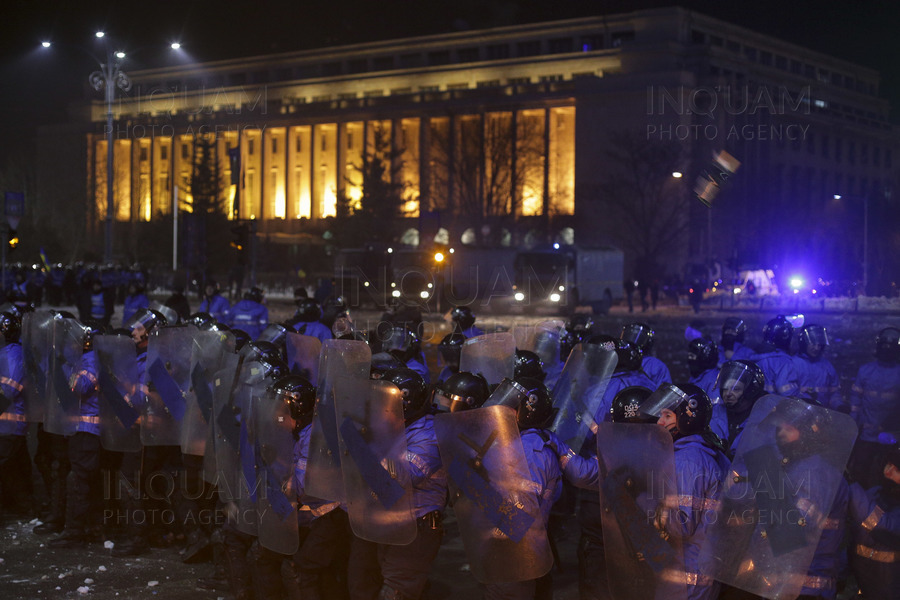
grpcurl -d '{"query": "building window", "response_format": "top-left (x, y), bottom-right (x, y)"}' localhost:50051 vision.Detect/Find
top-left (251, 71), bottom-right (267, 84)
top-left (691, 30), bottom-right (705, 44)
top-left (539, 74), bottom-right (563, 83)
top-left (548, 37), bottom-right (573, 54)
top-left (249, 139), bottom-right (255, 155)
top-left (804, 64), bottom-right (815, 79)
top-left (182, 144), bottom-right (190, 160)
top-left (581, 35), bottom-right (603, 51)
top-left (229, 72), bottom-right (246, 86)
top-left (140, 146), bottom-right (148, 161)
top-left (399, 53), bottom-right (423, 68)
top-left (272, 137), bottom-right (278, 154)
top-left (457, 47), bottom-right (480, 62)
top-left (428, 50), bottom-right (451, 66)
top-left (160, 146), bottom-right (168, 161)
top-left (775, 55), bottom-right (787, 70)
top-left (373, 56), bottom-right (394, 71)
top-left (726, 40), bottom-right (740, 53)
top-left (790, 60), bottom-right (802, 74)
top-left (743, 47), bottom-right (757, 61)
top-left (508, 76), bottom-right (531, 85)
top-left (323, 62), bottom-right (342, 76)
top-left (476, 79), bottom-right (502, 88)
top-left (611, 31), bottom-right (635, 47)
top-left (276, 67), bottom-right (293, 80)
top-left (759, 51), bottom-right (772, 66)
top-left (347, 59), bottom-right (367, 74)
top-left (295, 136), bottom-right (302, 153)
top-left (517, 40), bottom-right (541, 57)
top-left (486, 44), bottom-right (510, 60)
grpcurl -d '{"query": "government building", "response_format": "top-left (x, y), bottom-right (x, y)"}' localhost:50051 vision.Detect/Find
top-left (38, 6), bottom-right (894, 290)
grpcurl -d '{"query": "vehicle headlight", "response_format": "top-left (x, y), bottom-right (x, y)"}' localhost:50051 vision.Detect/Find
top-left (420, 291), bottom-right (430, 299)
top-left (392, 290), bottom-right (401, 298)
top-left (514, 292), bottom-right (526, 302)
top-left (733, 287), bottom-right (742, 294)
top-left (550, 293), bottom-right (561, 302)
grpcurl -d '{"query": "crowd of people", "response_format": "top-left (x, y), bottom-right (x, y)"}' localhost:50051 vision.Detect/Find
top-left (0, 289), bottom-right (897, 600)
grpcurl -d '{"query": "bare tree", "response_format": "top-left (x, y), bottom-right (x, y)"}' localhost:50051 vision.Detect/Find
top-left (595, 131), bottom-right (690, 265)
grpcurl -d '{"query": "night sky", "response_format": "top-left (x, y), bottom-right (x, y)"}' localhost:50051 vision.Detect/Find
top-left (1, 0), bottom-right (896, 166)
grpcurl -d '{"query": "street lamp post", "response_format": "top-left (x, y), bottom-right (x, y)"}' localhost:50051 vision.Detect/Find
top-left (88, 37), bottom-right (131, 263)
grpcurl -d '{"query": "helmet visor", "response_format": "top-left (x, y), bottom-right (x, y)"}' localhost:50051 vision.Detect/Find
top-left (716, 361), bottom-right (754, 396)
top-left (483, 378), bottom-right (529, 411)
top-left (621, 323), bottom-right (652, 347)
top-left (381, 328), bottom-right (410, 353)
top-left (638, 384), bottom-right (688, 418)
top-left (257, 323), bottom-right (287, 345)
top-left (801, 326), bottom-right (829, 348)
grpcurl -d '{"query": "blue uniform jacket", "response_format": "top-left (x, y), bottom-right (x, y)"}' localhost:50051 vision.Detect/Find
top-left (0, 343), bottom-right (27, 436)
top-left (690, 367), bottom-right (726, 441)
top-left (641, 355), bottom-right (672, 388)
top-left (793, 354), bottom-right (839, 408)
top-left (68, 350), bottom-right (100, 436)
top-left (405, 414), bottom-right (447, 517)
top-left (229, 299), bottom-right (268, 340)
top-left (406, 358), bottom-right (431, 385)
top-left (850, 361), bottom-right (900, 442)
top-left (717, 342), bottom-right (756, 367)
top-left (754, 350), bottom-right (800, 397)
top-left (289, 320), bottom-right (332, 344)
top-left (122, 293), bottom-right (150, 326)
top-left (848, 483), bottom-right (900, 600)
top-left (664, 434), bottom-right (729, 600)
top-left (199, 294), bottom-right (231, 324)
top-left (520, 429), bottom-right (563, 527)
top-left (460, 326), bottom-right (484, 339)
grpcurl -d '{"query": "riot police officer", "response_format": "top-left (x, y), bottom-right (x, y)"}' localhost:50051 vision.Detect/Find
top-left (718, 317), bottom-right (755, 365)
top-left (198, 280), bottom-right (230, 324)
top-left (718, 359), bottom-right (767, 458)
top-left (0, 311), bottom-right (32, 519)
top-left (620, 322), bottom-right (672, 388)
top-left (436, 332), bottom-right (465, 383)
top-left (754, 315), bottom-right (801, 397)
top-left (285, 298), bottom-right (332, 343)
top-left (793, 324), bottom-right (839, 408)
top-left (688, 336), bottom-right (727, 440)
top-left (229, 287), bottom-right (268, 340)
top-left (449, 306), bottom-right (484, 338)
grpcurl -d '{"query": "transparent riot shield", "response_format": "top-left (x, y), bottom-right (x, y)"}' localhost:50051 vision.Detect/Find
top-left (596, 422), bottom-right (687, 600)
top-left (94, 334), bottom-right (142, 452)
top-left (21, 311), bottom-right (53, 423)
top-left (44, 318), bottom-right (83, 436)
top-left (233, 360), bottom-right (270, 537)
top-left (141, 326), bottom-right (195, 446)
top-left (459, 333), bottom-right (516, 386)
top-left (182, 330), bottom-right (233, 457)
top-left (434, 405), bottom-right (552, 584)
top-left (699, 396), bottom-right (858, 599)
top-left (531, 320), bottom-right (563, 372)
top-left (306, 340), bottom-right (371, 503)
top-left (252, 386), bottom-right (300, 555)
top-left (551, 344), bottom-right (617, 453)
top-left (285, 332), bottom-right (321, 382)
top-left (212, 354), bottom-right (243, 499)
top-left (335, 377), bottom-right (416, 545)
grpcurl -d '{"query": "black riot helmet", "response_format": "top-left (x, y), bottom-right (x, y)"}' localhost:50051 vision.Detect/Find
top-left (244, 287), bottom-right (265, 304)
top-left (370, 352), bottom-right (405, 380)
top-left (610, 386), bottom-right (655, 424)
top-left (152, 304), bottom-right (180, 327)
top-left (762, 315), bottom-right (793, 351)
top-left (243, 340), bottom-right (285, 365)
top-left (272, 374), bottom-right (317, 435)
top-left (382, 367), bottom-right (428, 425)
top-left (450, 306), bottom-right (476, 332)
top-left (188, 312), bottom-right (216, 330)
top-left (621, 322), bottom-right (655, 354)
top-left (381, 326), bottom-right (420, 364)
top-left (875, 327), bottom-right (900, 364)
top-left (438, 333), bottom-right (466, 369)
top-left (687, 337), bottom-right (719, 378)
top-left (485, 377), bottom-right (555, 430)
top-left (433, 371), bottom-right (490, 413)
top-left (640, 383), bottom-right (712, 438)
top-left (721, 317), bottom-right (747, 350)
top-left (589, 335), bottom-right (642, 373)
top-left (514, 349), bottom-right (546, 382)
top-left (561, 314), bottom-right (594, 361)
top-left (294, 298), bottom-right (322, 323)
top-left (321, 296), bottom-right (348, 330)
top-left (0, 311), bottom-right (22, 344)
top-left (798, 324), bottom-right (830, 360)
top-left (79, 319), bottom-right (106, 352)
top-left (127, 308), bottom-right (167, 337)
top-left (717, 360), bottom-right (766, 414)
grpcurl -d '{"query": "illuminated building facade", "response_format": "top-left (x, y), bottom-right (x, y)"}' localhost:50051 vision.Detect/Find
top-left (46, 7), bottom-right (893, 281)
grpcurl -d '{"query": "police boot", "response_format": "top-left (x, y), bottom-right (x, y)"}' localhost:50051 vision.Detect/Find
top-left (48, 528), bottom-right (86, 549)
top-left (222, 534), bottom-right (254, 600)
top-left (196, 529), bottom-right (229, 591)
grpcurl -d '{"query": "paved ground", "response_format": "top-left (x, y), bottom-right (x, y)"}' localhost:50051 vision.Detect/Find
top-left (1, 300), bottom-right (896, 599)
